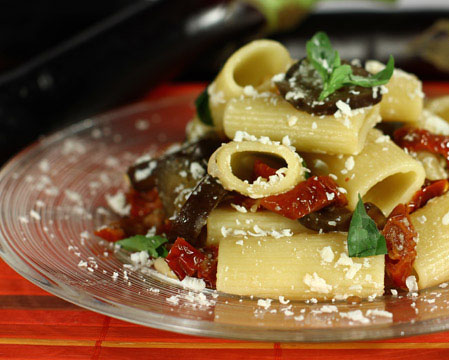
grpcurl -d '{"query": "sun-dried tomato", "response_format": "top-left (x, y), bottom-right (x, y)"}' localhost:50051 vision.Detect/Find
top-left (394, 127), bottom-right (449, 166)
top-left (94, 226), bottom-right (126, 242)
top-left (382, 203), bottom-right (417, 289)
top-left (126, 188), bottom-right (163, 218)
top-left (254, 160), bottom-right (347, 220)
top-left (407, 179), bottom-right (449, 213)
top-left (165, 237), bottom-right (217, 288)
top-left (254, 160), bottom-right (278, 178)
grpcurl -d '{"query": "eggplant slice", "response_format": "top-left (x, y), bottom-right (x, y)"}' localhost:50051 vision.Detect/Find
top-left (299, 202), bottom-right (386, 232)
top-left (169, 174), bottom-right (227, 244)
top-left (127, 137), bottom-right (222, 217)
top-left (275, 58), bottom-right (382, 116)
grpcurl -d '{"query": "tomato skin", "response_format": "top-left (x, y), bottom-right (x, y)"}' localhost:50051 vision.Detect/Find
top-left (259, 175), bottom-right (347, 220)
top-left (407, 179), bottom-right (449, 214)
top-left (382, 203), bottom-right (417, 289)
top-left (254, 160), bottom-right (278, 178)
top-left (94, 227), bottom-right (126, 242)
top-left (165, 237), bottom-right (217, 288)
top-left (394, 127), bottom-right (449, 165)
top-left (126, 188), bottom-right (163, 218)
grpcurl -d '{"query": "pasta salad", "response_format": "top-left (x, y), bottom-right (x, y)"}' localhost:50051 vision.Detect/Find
top-left (96, 32), bottom-right (449, 302)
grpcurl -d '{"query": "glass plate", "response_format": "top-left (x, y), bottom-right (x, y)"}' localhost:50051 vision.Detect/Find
top-left (2, 93), bottom-right (449, 342)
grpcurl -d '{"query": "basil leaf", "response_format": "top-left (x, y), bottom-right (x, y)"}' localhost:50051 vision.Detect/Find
top-left (347, 55), bottom-right (395, 87)
top-left (117, 235), bottom-right (168, 258)
top-left (306, 31), bottom-right (394, 100)
top-left (319, 64), bottom-right (352, 100)
top-left (347, 195), bottom-right (387, 257)
top-left (195, 88), bottom-right (214, 126)
top-left (306, 31), bottom-right (339, 82)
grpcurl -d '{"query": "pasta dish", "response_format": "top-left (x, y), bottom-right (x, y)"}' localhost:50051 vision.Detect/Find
top-left (95, 32), bottom-right (449, 302)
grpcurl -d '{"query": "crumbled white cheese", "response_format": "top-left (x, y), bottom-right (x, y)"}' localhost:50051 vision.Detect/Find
top-left (366, 309), bottom-right (393, 318)
top-left (345, 263), bottom-right (362, 280)
top-left (134, 161), bottom-right (157, 181)
top-left (375, 135), bottom-right (390, 143)
top-left (335, 253), bottom-right (362, 279)
top-left (303, 272), bottom-right (332, 293)
top-left (231, 203), bottom-right (247, 213)
top-left (257, 298), bottom-right (272, 310)
top-left (130, 251), bottom-right (150, 267)
top-left (339, 310), bottom-right (370, 324)
top-left (336, 100), bottom-right (352, 117)
top-left (442, 212), bottom-right (449, 226)
top-left (65, 189), bottom-right (83, 205)
top-left (106, 191), bottom-right (131, 216)
top-left (288, 116), bottom-right (298, 127)
top-left (345, 156), bottom-right (355, 171)
top-left (319, 246), bottom-right (334, 263)
top-left (406, 275), bottom-right (419, 292)
top-left (235, 240), bottom-right (244, 246)
top-left (278, 296), bottom-right (290, 305)
top-left (190, 162), bottom-right (205, 180)
top-left (416, 215), bottom-right (427, 224)
top-left (30, 210), bottom-right (41, 221)
top-left (282, 135), bottom-right (291, 146)
top-left (166, 295), bottom-right (180, 305)
top-left (272, 73), bottom-right (285, 83)
top-left (181, 277), bottom-right (206, 292)
top-left (208, 83), bottom-right (225, 105)
top-left (243, 85), bottom-right (258, 97)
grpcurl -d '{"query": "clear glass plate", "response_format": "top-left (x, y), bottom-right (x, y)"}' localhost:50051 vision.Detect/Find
top-left (1, 93), bottom-right (449, 342)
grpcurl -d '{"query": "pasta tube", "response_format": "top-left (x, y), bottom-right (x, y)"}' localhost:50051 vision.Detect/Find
top-left (206, 207), bottom-right (313, 246)
top-left (302, 129), bottom-right (426, 215)
top-left (208, 140), bottom-right (305, 198)
top-left (411, 192), bottom-right (449, 289)
top-left (209, 40), bottom-right (292, 131)
top-left (223, 96), bottom-right (381, 155)
top-left (216, 233), bottom-right (384, 300)
top-left (366, 60), bottom-right (423, 122)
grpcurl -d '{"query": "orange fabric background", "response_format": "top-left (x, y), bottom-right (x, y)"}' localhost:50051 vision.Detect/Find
top-left (1, 83), bottom-right (449, 359)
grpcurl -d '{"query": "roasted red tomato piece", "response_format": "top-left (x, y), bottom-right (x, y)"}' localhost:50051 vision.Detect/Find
top-left (254, 160), bottom-right (347, 220)
top-left (382, 203), bottom-right (417, 289)
top-left (126, 188), bottom-right (163, 218)
top-left (407, 179), bottom-right (449, 214)
top-left (165, 237), bottom-right (217, 288)
top-left (94, 226), bottom-right (126, 242)
top-left (394, 127), bottom-right (449, 166)
top-left (259, 176), bottom-right (347, 220)
top-left (254, 160), bottom-right (278, 178)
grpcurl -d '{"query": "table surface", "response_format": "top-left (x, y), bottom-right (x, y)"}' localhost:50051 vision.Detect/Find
top-left (1, 82), bottom-right (449, 360)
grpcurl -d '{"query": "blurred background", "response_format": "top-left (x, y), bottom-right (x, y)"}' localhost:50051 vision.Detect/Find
top-left (0, 0), bottom-right (448, 164)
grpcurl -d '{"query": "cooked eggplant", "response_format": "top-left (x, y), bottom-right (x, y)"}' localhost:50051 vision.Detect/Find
top-left (299, 202), bottom-right (386, 232)
top-left (126, 137), bottom-right (222, 217)
top-left (275, 58), bottom-right (382, 116)
top-left (169, 174), bottom-right (227, 244)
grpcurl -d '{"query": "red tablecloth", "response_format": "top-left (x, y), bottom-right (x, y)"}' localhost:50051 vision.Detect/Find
top-left (1, 83), bottom-right (449, 360)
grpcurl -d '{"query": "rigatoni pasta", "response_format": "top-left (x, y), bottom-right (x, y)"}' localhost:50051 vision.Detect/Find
top-left (206, 207), bottom-right (313, 246)
top-left (208, 40), bottom-right (292, 132)
top-left (365, 60), bottom-right (424, 122)
top-left (217, 234), bottom-right (384, 300)
top-left (302, 129), bottom-right (426, 216)
top-left (208, 139), bottom-right (305, 198)
top-left (98, 31), bottom-right (449, 306)
top-left (411, 192), bottom-right (449, 289)
top-left (223, 96), bottom-right (381, 155)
